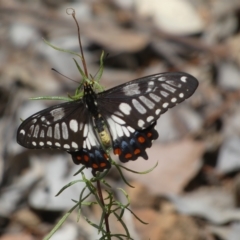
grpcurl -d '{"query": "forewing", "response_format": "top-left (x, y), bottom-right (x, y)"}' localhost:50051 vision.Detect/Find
top-left (17, 100), bottom-right (88, 151)
top-left (97, 72), bottom-right (198, 130)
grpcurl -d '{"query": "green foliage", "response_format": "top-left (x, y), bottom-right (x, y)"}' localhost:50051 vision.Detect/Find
top-left (43, 162), bottom-right (156, 240)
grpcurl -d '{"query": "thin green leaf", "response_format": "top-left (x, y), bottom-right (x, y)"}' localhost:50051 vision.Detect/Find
top-left (77, 186), bottom-right (87, 221)
top-left (73, 166), bottom-right (86, 176)
top-left (113, 162), bottom-right (134, 188)
top-left (84, 216), bottom-right (107, 233)
top-left (113, 212), bottom-right (131, 238)
top-left (55, 180), bottom-right (84, 196)
top-left (118, 161), bottom-right (158, 174)
top-left (126, 207), bottom-right (148, 225)
top-left (92, 168), bottom-right (110, 182)
top-left (43, 38), bottom-right (82, 58)
top-left (101, 179), bottom-right (112, 189)
top-left (29, 96), bottom-right (73, 101)
top-left (95, 51), bottom-right (105, 83)
top-left (73, 58), bottom-right (89, 82)
top-left (43, 203), bottom-right (78, 240)
top-left (72, 199), bottom-right (96, 206)
top-left (98, 212), bottom-right (106, 234)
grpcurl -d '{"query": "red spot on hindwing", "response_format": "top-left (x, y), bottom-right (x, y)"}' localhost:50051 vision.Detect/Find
top-left (134, 149), bottom-right (140, 155)
top-left (100, 162), bottom-right (106, 167)
top-left (84, 155), bottom-right (89, 162)
top-left (125, 153), bottom-right (132, 159)
top-left (114, 148), bottom-right (122, 155)
top-left (147, 132), bottom-right (152, 138)
top-left (92, 163), bottom-right (98, 169)
top-left (138, 136), bottom-right (145, 143)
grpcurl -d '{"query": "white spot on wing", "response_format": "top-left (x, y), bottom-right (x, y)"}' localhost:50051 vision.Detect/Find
top-left (40, 130), bottom-right (44, 138)
top-left (62, 122), bottom-right (68, 139)
top-left (64, 144), bottom-right (70, 149)
top-left (163, 103), bottom-right (169, 108)
top-left (116, 123), bottom-right (123, 137)
top-left (158, 76), bottom-right (166, 81)
top-left (72, 142), bottom-right (78, 148)
top-left (122, 126), bottom-right (130, 137)
top-left (146, 81), bottom-right (155, 92)
top-left (28, 125), bottom-right (34, 137)
top-left (50, 108), bottom-right (65, 121)
top-left (107, 118), bottom-right (117, 141)
top-left (69, 119), bottom-right (78, 133)
top-left (39, 142), bottom-right (44, 146)
top-left (162, 83), bottom-right (176, 93)
top-left (20, 129), bottom-right (25, 135)
top-left (127, 126), bottom-right (135, 133)
top-left (111, 115), bottom-right (126, 124)
top-left (54, 123), bottom-right (60, 139)
top-left (160, 91), bottom-right (169, 97)
top-left (47, 141), bottom-right (52, 146)
top-left (41, 116), bottom-right (46, 122)
top-left (139, 96), bottom-right (155, 109)
top-left (149, 93), bottom-right (161, 102)
top-left (47, 127), bottom-right (52, 137)
top-left (148, 81), bottom-right (154, 86)
top-left (147, 116), bottom-right (154, 122)
top-left (33, 125), bottom-right (40, 138)
top-left (155, 109), bottom-right (161, 115)
top-left (179, 93), bottom-right (184, 98)
top-left (138, 119), bottom-right (145, 128)
top-left (181, 76), bottom-right (187, 82)
top-left (88, 133), bottom-right (96, 147)
top-left (55, 142), bottom-right (61, 147)
top-left (171, 98), bottom-right (177, 103)
top-left (122, 83), bottom-right (140, 96)
top-left (114, 111), bottom-right (124, 117)
top-left (132, 99), bottom-right (146, 114)
top-left (166, 80), bottom-right (182, 88)
top-left (32, 141), bottom-right (36, 146)
top-left (86, 138), bottom-right (91, 149)
top-left (119, 103), bottom-right (132, 115)
top-left (83, 124), bottom-right (89, 137)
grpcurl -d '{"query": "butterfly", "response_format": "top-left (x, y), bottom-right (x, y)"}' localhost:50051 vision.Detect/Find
top-left (17, 72), bottom-right (198, 174)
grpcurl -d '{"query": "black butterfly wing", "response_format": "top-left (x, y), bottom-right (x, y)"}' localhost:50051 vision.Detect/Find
top-left (17, 100), bottom-right (110, 173)
top-left (98, 72), bottom-right (198, 130)
top-left (97, 72), bottom-right (198, 162)
top-left (17, 99), bottom-right (88, 150)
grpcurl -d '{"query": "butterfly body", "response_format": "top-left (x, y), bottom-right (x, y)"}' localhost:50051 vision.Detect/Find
top-left (17, 72), bottom-right (198, 174)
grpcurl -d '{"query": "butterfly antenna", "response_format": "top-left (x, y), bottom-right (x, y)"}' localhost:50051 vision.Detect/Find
top-left (67, 8), bottom-right (88, 78)
top-left (51, 68), bottom-right (80, 84)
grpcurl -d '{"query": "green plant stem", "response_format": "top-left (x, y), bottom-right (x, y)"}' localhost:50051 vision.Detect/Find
top-left (96, 180), bottom-right (110, 235)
